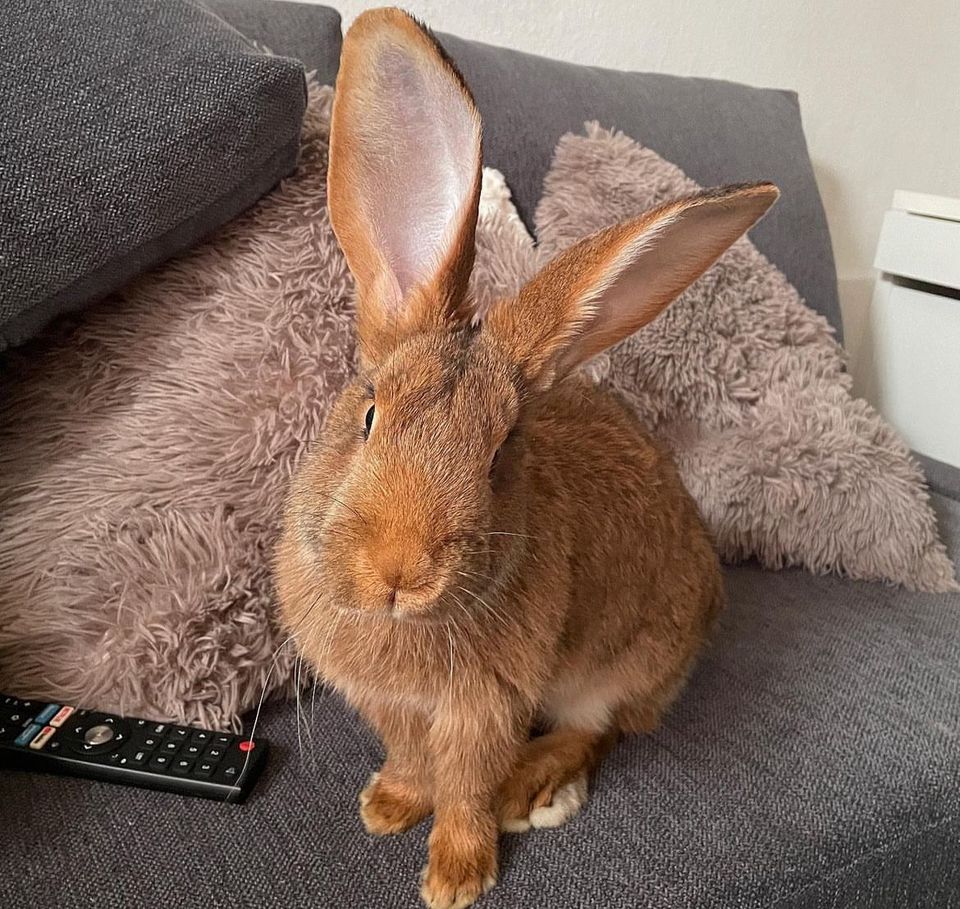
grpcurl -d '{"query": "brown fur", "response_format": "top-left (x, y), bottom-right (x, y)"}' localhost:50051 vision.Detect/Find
top-left (275, 9), bottom-right (772, 908)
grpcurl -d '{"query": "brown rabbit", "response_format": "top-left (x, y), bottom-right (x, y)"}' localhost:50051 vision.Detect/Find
top-left (275, 8), bottom-right (778, 908)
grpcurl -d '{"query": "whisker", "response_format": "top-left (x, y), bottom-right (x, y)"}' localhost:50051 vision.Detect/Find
top-left (295, 651), bottom-right (304, 760)
top-left (443, 589), bottom-right (475, 625)
top-left (445, 624), bottom-right (455, 700)
top-left (455, 584), bottom-right (511, 632)
top-left (457, 568), bottom-right (499, 586)
top-left (241, 632), bottom-right (298, 780)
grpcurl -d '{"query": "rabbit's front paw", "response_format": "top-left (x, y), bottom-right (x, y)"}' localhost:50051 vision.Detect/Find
top-left (420, 824), bottom-right (497, 909)
top-left (359, 772), bottom-right (431, 835)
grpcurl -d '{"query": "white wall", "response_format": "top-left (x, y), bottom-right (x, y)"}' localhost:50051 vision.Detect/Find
top-left (306, 0), bottom-right (960, 397)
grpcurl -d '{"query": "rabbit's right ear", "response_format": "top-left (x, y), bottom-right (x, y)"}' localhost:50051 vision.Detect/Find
top-left (328, 9), bottom-right (483, 365)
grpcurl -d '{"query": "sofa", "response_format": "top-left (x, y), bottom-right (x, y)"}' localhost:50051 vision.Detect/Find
top-left (1, 3), bottom-right (958, 907)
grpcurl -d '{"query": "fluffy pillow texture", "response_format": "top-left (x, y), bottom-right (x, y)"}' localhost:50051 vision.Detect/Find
top-left (507, 125), bottom-right (957, 593)
top-left (0, 82), bottom-right (954, 728)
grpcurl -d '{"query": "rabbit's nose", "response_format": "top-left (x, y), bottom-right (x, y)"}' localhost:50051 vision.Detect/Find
top-left (367, 540), bottom-right (432, 602)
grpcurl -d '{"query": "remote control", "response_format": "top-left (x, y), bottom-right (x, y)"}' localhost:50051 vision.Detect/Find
top-left (0, 694), bottom-right (268, 802)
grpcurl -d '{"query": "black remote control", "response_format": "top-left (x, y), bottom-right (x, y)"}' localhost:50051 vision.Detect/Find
top-left (0, 694), bottom-right (268, 802)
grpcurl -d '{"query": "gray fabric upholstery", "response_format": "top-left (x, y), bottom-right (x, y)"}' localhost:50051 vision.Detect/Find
top-left (434, 34), bottom-right (843, 341)
top-left (0, 0), bottom-right (307, 350)
top-left (202, 0), bottom-right (342, 83)
top-left (918, 452), bottom-right (960, 503)
top-left (3, 499), bottom-right (958, 907)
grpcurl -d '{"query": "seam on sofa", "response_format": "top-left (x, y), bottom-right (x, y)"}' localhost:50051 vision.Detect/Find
top-left (769, 813), bottom-right (959, 907)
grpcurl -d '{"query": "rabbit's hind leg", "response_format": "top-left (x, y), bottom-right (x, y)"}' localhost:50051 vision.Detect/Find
top-left (496, 725), bottom-right (617, 833)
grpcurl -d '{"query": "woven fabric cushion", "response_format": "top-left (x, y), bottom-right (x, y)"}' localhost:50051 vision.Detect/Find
top-left (202, 0), bottom-right (342, 84)
top-left (0, 0), bottom-right (309, 349)
top-left (4, 545), bottom-right (959, 907)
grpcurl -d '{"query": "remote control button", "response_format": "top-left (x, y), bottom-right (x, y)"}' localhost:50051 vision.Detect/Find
top-left (84, 724), bottom-right (115, 746)
top-left (190, 730), bottom-right (212, 744)
top-left (202, 745), bottom-right (225, 762)
top-left (238, 740), bottom-right (255, 752)
top-left (48, 740), bottom-right (62, 752)
top-left (184, 743), bottom-right (202, 757)
top-left (168, 727), bottom-right (189, 741)
top-left (171, 757), bottom-right (195, 775)
top-left (49, 706), bottom-right (74, 728)
top-left (126, 749), bottom-right (149, 767)
top-left (194, 761), bottom-right (216, 778)
top-left (161, 740), bottom-right (180, 754)
top-left (220, 764), bottom-right (240, 781)
top-left (29, 725), bottom-right (57, 750)
top-left (0, 725), bottom-right (16, 744)
top-left (15, 723), bottom-right (42, 747)
top-left (34, 704), bottom-right (60, 725)
top-left (8, 712), bottom-right (28, 726)
top-left (214, 733), bottom-right (233, 746)
top-left (150, 723), bottom-right (166, 735)
top-left (149, 753), bottom-right (171, 771)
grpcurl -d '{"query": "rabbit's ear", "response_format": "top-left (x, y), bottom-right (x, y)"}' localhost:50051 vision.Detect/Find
top-left (485, 183), bottom-right (779, 388)
top-left (328, 9), bottom-right (482, 364)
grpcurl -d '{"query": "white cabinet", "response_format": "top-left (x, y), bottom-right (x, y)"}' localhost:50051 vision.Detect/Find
top-left (871, 191), bottom-right (960, 469)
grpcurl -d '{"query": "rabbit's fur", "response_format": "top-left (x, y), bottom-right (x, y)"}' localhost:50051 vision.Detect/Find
top-left (275, 9), bottom-right (777, 908)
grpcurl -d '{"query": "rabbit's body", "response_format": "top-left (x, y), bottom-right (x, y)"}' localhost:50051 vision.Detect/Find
top-left (279, 355), bottom-right (722, 730)
top-left (276, 9), bottom-right (775, 907)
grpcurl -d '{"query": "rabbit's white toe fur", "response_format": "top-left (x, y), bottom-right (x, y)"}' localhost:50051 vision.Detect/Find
top-left (529, 772), bottom-right (589, 829)
top-left (502, 772), bottom-right (589, 833)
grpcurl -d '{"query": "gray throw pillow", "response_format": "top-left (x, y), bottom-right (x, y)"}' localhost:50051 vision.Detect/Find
top-left (435, 33), bottom-right (844, 340)
top-left (0, 0), bottom-right (314, 350)
top-left (203, 0), bottom-right (342, 84)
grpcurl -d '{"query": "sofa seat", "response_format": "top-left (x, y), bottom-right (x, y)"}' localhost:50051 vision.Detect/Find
top-left (4, 485), bottom-right (957, 907)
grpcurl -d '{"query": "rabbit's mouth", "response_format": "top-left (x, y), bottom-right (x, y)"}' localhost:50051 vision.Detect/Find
top-left (334, 597), bottom-right (450, 625)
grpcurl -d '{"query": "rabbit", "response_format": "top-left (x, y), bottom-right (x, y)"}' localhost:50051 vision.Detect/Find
top-left (274, 8), bottom-right (778, 908)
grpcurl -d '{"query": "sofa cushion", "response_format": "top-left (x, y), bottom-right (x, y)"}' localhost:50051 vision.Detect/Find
top-left (0, 0), bottom-right (309, 349)
top-left (3, 550), bottom-right (957, 907)
top-left (435, 33), bottom-right (844, 341)
top-left (203, 0), bottom-right (341, 83)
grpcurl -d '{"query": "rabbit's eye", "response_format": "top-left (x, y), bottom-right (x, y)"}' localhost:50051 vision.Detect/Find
top-left (364, 403), bottom-right (376, 439)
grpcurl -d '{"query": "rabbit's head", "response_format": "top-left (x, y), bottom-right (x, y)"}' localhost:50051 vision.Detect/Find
top-left (290, 8), bottom-right (777, 621)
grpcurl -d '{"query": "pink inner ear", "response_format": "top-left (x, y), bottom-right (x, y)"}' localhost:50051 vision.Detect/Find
top-left (557, 187), bottom-right (778, 372)
top-left (358, 43), bottom-right (479, 303)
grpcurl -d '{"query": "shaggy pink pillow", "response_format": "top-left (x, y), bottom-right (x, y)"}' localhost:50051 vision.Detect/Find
top-left (0, 83), bottom-right (348, 727)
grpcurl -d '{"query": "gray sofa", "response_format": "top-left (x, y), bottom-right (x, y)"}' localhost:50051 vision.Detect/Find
top-left (2, 3), bottom-right (958, 907)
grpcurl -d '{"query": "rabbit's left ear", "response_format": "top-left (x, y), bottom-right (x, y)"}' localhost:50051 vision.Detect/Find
top-left (485, 182), bottom-right (779, 389)
top-left (328, 8), bottom-right (482, 364)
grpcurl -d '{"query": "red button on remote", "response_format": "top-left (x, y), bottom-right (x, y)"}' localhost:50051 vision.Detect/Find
top-left (238, 740), bottom-right (254, 752)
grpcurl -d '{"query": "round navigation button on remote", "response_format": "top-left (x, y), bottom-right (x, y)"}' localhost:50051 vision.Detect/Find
top-left (84, 724), bottom-right (115, 746)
